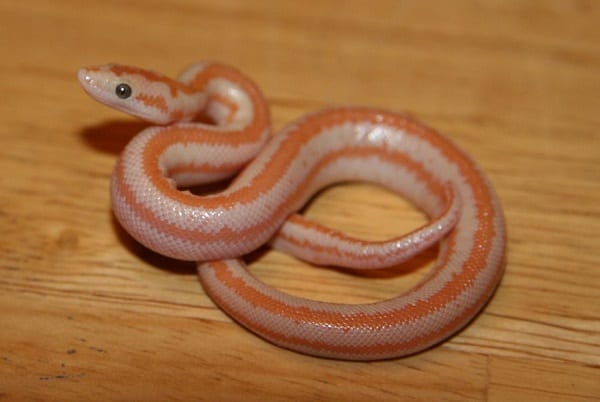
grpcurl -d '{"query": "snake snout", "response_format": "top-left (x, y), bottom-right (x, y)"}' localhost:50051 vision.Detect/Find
top-left (77, 66), bottom-right (122, 109)
top-left (77, 68), bottom-right (91, 85)
top-left (77, 67), bottom-right (99, 96)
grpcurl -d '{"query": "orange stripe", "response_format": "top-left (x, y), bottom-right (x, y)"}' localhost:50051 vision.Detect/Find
top-left (141, 110), bottom-right (448, 208)
top-left (135, 93), bottom-right (169, 113)
top-left (184, 63), bottom-right (269, 129)
top-left (166, 161), bottom-right (241, 176)
top-left (205, 200), bottom-right (502, 357)
top-left (203, 252), bottom-right (499, 358)
top-left (197, 112), bottom-right (505, 355)
top-left (169, 109), bottom-right (186, 121)
top-left (108, 64), bottom-right (196, 97)
top-left (207, 93), bottom-right (240, 124)
top-left (116, 146), bottom-right (448, 247)
top-left (275, 193), bottom-right (455, 262)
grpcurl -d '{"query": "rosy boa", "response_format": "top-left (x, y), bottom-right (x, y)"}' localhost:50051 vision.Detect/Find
top-left (78, 62), bottom-right (506, 360)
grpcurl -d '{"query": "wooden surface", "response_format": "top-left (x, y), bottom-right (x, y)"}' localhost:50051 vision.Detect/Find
top-left (1, 0), bottom-right (599, 400)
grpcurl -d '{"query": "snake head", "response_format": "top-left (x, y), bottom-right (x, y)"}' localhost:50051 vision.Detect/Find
top-left (78, 64), bottom-right (205, 125)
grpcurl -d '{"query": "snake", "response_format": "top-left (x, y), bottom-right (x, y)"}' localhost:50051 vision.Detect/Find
top-left (78, 61), bottom-right (506, 360)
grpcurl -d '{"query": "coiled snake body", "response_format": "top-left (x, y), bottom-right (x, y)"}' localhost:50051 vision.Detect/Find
top-left (78, 62), bottom-right (505, 360)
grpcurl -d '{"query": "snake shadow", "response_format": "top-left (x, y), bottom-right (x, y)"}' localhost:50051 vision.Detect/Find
top-left (80, 119), bottom-right (195, 272)
top-left (79, 120), bottom-right (149, 155)
top-left (79, 112), bottom-right (218, 155)
top-left (83, 118), bottom-right (235, 275)
top-left (111, 214), bottom-right (197, 275)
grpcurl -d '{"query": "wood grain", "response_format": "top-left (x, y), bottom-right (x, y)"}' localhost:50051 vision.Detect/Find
top-left (1, 0), bottom-right (599, 400)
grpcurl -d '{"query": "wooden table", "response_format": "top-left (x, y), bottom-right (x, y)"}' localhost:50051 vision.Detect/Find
top-left (1, 1), bottom-right (598, 400)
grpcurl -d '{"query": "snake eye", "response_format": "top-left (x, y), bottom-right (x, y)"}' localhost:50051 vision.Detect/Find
top-left (115, 83), bottom-right (132, 99)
